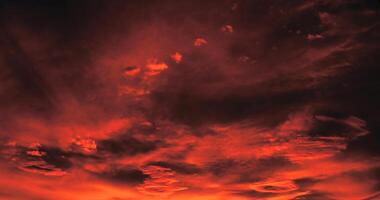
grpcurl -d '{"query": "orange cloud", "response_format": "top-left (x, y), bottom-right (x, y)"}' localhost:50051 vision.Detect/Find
top-left (221, 25), bottom-right (234, 33)
top-left (145, 59), bottom-right (169, 76)
top-left (170, 52), bottom-right (182, 63)
top-left (194, 38), bottom-right (207, 47)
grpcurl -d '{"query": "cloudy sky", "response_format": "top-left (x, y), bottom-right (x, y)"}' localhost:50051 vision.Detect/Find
top-left (0, 0), bottom-right (380, 199)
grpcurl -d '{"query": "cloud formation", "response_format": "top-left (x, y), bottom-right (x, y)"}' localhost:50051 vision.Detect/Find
top-left (0, 0), bottom-right (380, 199)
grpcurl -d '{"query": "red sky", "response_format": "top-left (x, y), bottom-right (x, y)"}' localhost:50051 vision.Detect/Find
top-left (0, 0), bottom-right (380, 199)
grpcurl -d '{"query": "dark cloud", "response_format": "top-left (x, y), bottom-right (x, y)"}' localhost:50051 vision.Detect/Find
top-left (96, 135), bottom-right (162, 156)
top-left (345, 130), bottom-right (380, 156)
top-left (293, 178), bottom-right (320, 189)
top-left (291, 191), bottom-right (335, 200)
top-left (147, 161), bottom-right (201, 175)
top-left (207, 159), bottom-right (238, 177)
top-left (151, 83), bottom-right (315, 127)
top-left (233, 189), bottom-right (277, 198)
top-left (207, 157), bottom-right (292, 183)
top-left (146, 0), bottom-right (380, 130)
top-left (35, 146), bottom-right (72, 169)
top-left (0, 141), bottom-right (103, 177)
top-left (7, 145), bottom-right (73, 176)
top-left (97, 167), bottom-right (150, 185)
top-left (0, 27), bottom-right (55, 120)
top-left (309, 115), bottom-right (366, 138)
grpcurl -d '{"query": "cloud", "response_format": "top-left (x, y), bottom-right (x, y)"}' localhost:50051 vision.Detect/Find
top-left (0, 0), bottom-right (379, 199)
top-left (96, 135), bottom-right (162, 157)
top-left (96, 167), bottom-right (150, 186)
top-left (170, 52), bottom-right (183, 64)
top-left (146, 161), bottom-right (201, 175)
top-left (193, 38), bottom-right (207, 47)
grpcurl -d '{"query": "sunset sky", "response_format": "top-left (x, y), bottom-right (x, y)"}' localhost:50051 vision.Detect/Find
top-left (0, 0), bottom-right (380, 199)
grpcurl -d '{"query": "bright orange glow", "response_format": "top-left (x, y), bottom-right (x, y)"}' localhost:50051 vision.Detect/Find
top-left (221, 25), bottom-right (234, 33)
top-left (194, 38), bottom-right (207, 46)
top-left (170, 52), bottom-right (182, 63)
top-left (145, 59), bottom-right (169, 76)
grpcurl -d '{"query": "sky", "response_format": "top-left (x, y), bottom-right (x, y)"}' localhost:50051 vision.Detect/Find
top-left (0, 0), bottom-right (380, 199)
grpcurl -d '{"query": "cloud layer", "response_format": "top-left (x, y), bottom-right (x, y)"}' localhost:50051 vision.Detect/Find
top-left (0, 0), bottom-right (380, 199)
